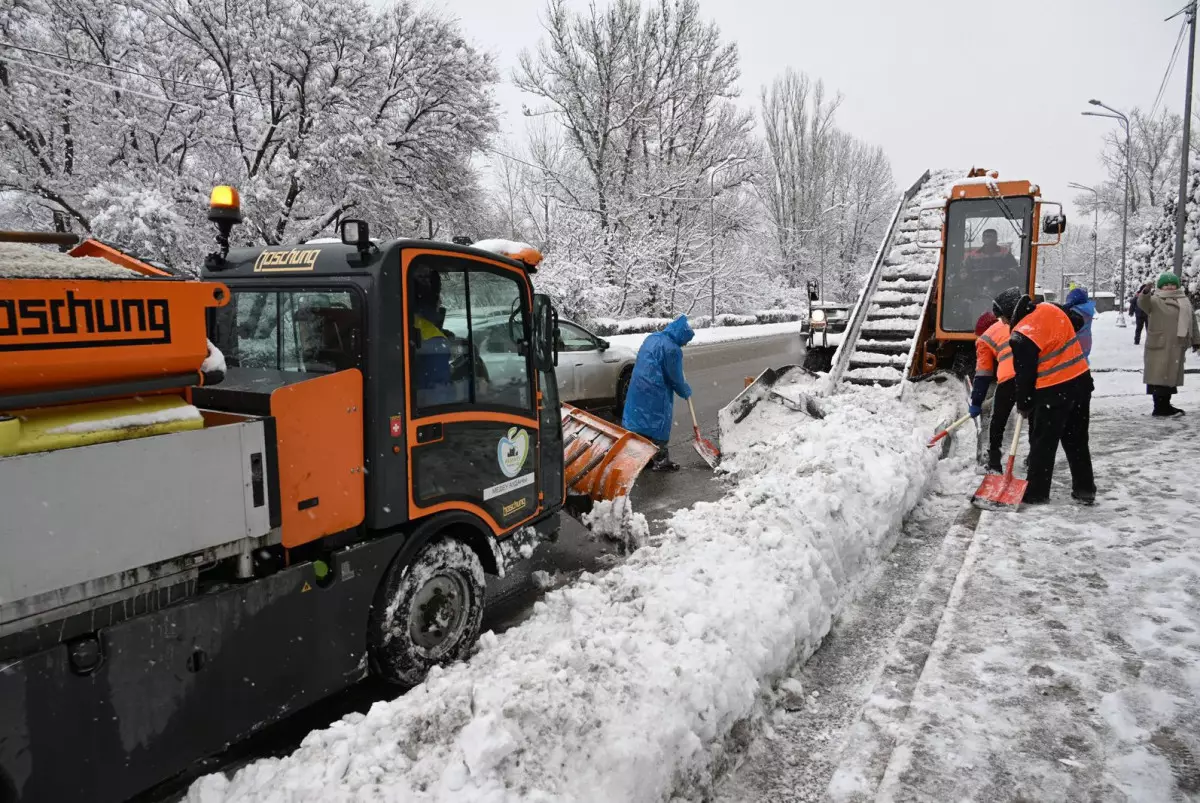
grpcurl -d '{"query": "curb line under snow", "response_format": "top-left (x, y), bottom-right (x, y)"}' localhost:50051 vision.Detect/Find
top-left (188, 384), bottom-right (960, 803)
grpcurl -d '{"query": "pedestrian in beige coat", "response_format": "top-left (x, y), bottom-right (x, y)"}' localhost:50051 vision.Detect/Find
top-left (1138, 272), bottom-right (1200, 417)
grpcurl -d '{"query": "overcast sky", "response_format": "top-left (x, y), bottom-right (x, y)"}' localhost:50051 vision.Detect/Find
top-left (436, 0), bottom-right (1192, 219)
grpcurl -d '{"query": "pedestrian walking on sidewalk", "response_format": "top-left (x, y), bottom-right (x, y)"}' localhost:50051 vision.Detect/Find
top-left (1131, 283), bottom-right (1152, 345)
top-left (622, 315), bottom-right (695, 471)
top-left (993, 287), bottom-right (1096, 506)
top-left (969, 310), bottom-right (1015, 474)
top-left (1063, 287), bottom-right (1096, 360)
top-left (1137, 273), bottom-right (1200, 417)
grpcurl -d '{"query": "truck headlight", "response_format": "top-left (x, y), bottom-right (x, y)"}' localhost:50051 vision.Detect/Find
top-left (811, 309), bottom-right (826, 329)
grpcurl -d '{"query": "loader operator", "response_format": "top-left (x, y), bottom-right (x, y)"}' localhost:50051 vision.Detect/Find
top-left (968, 310), bottom-right (1015, 474)
top-left (409, 265), bottom-right (466, 407)
top-left (991, 287), bottom-right (1096, 506)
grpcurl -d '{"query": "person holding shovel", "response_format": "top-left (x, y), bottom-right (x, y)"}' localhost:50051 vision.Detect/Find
top-left (968, 309), bottom-right (1015, 474)
top-left (1138, 272), bottom-right (1200, 417)
top-left (992, 287), bottom-right (1096, 506)
top-left (622, 315), bottom-right (695, 471)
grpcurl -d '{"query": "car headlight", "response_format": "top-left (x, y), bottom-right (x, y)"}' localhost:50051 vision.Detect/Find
top-left (811, 310), bottom-right (826, 328)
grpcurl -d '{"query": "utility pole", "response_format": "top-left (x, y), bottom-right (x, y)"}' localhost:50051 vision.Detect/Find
top-left (1172, 1), bottom-right (1198, 277)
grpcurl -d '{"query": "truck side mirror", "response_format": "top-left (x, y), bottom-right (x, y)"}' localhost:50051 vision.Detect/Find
top-left (533, 294), bottom-right (558, 370)
top-left (1042, 213), bottom-right (1067, 235)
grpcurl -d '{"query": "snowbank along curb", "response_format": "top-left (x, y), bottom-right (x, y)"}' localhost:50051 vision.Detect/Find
top-left (189, 386), bottom-right (956, 803)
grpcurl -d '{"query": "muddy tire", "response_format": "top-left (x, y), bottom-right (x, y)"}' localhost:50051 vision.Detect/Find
top-left (368, 538), bottom-right (485, 687)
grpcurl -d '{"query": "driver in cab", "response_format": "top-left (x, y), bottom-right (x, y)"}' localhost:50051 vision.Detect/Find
top-left (966, 228), bottom-right (1017, 272)
top-left (410, 265), bottom-right (468, 407)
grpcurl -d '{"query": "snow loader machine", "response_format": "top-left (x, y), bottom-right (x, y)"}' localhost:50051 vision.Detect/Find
top-left (0, 191), bottom-right (656, 803)
top-left (723, 167), bottom-right (1066, 429)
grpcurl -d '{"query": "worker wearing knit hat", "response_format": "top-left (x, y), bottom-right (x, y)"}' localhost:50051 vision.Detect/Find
top-left (1158, 271), bottom-right (1181, 288)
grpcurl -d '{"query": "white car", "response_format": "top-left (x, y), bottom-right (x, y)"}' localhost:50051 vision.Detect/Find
top-left (458, 315), bottom-right (637, 414)
top-left (554, 320), bottom-right (638, 414)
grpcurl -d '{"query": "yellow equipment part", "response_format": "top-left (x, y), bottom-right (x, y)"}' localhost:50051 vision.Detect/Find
top-left (0, 395), bottom-right (204, 457)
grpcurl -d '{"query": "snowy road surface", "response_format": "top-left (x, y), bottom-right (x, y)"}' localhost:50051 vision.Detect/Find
top-left (184, 371), bottom-right (959, 800)
top-left (722, 311), bottom-right (1200, 803)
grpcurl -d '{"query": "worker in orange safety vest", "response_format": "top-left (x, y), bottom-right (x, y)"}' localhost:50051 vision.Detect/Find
top-left (991, 287), bottom-right (1096, 506)
top-left (968, 310), bottom-right (1016, 473)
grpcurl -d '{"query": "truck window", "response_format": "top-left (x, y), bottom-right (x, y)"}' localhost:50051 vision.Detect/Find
top-left (407, 256), bottom-right (531, 414)
top-left (941, 197), bottom-right (1033, 333)
top-left (212, 289), bottom-right (363, 374)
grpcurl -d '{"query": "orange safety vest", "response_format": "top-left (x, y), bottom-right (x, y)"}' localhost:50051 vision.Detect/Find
top-left (1013, 303), bottom-right (1089, 390)
top-left (975, 320), bottom-right (1014, 384)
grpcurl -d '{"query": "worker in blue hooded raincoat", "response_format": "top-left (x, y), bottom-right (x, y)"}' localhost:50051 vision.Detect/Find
top-left (622, 315), bottom-right (694, 471)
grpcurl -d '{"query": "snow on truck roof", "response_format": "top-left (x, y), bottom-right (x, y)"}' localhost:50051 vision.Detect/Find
top-left (0, 242), bottom-right (139, 279)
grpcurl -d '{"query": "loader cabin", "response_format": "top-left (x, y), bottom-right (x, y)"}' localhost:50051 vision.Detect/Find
top-left (198, 187), bottom-right (566, 546)
top-left (913, 168), bottom-right (1065, 377)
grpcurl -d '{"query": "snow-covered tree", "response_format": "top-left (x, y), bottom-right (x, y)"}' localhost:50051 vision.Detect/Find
top-left (0, 0), bottom-right (499, 271)
top-left (1129, 161), bottom-right (1200, 300)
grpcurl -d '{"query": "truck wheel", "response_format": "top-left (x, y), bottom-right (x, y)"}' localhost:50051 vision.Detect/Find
top-left (368, 538), bottom-right (485, 687)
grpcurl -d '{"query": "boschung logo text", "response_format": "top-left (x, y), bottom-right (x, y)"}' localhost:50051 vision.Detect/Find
top-left (0, 290), bottom-right (172, 351)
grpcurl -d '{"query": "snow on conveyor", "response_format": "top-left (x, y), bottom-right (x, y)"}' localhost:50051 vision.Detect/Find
top-left (0, 242), bottom-right (136, 279)
top-left (188, 384), bottom-right (958, 803)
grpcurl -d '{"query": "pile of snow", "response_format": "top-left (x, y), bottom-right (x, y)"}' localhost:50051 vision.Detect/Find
top-left (472, 239), bottom-right (541, 264)
top-left (188, 384), bottom-right (955, 803)
top-left (590, 311), bottom-right (805, 337)
top-left (581, 496), bottom-right (650, 552)
top-left (0, 242), bottom-right (135, 279)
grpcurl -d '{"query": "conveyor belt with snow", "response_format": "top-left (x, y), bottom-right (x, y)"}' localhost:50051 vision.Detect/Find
top-left (832, 170), bottom-right (956, 388)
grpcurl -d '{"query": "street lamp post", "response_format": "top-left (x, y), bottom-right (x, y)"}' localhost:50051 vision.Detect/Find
top-left (1068, 182), bottom-right (1101, 294)
top-left (1083, 100), bottom-right (1131, 327)
top-left (709, 159), bottom-right (738, 324)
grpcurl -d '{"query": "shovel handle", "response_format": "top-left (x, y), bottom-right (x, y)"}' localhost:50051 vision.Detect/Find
top-left (1005, 415), bottom-right (1024, 476)
top-left (687, 397), bottom-right (700, 429)
top-left (927, 413), bottom-right (973, 447)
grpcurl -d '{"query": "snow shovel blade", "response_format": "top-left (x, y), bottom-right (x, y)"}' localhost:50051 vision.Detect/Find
top-left (971, 471), bottom-right (1027, 509)
top-left (692, 426), bottom-right (721, 469)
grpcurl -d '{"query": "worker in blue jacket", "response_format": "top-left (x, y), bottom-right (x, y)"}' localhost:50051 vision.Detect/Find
top-left (1063, 287), bottom-right (1096, 359)
top-left (622, 315), bottom-right (695, 471)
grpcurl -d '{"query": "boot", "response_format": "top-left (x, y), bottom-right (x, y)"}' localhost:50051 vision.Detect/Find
top-left (1071, 489), bottom-right (1096, 506)
top-left (985, 449), bottom-right (1002, 474)
top-left (651, 458), bottom-right (681, 472)
top-left (1152, 393), bottom-right (1183, 417)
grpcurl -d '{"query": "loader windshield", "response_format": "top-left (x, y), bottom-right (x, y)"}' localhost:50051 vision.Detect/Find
top-left (941, 196), bottom-right (1033, 333)
top-left (211, 288), bottom-right (363, 373)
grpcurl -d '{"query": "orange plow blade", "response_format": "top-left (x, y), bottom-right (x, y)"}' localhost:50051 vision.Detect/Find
top-left (560, 403), bottom-right (658, 501)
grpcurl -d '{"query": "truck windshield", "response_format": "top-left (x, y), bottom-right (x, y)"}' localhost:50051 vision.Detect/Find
top-left (210, 288), bottom-right (363, 374)
top-left (941, 196), bottom-right (1034, 333)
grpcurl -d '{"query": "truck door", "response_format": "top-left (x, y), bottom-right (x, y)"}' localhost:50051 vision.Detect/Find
top-left (403, 251), bottom-right (542, 533)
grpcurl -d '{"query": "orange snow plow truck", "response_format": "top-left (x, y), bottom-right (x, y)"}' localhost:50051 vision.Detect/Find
top-left (0, 191), bottom-right (655, 803)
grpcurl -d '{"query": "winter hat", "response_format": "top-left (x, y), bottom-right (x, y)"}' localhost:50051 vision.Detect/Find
top-left (974, 310), bottom-right (998, 336)
top-left (1065, 287), bottom-right (1089, 307)
top-left (1157, 272), bottom-right (1181, 289)
top-left (992, 287), bottom-right (1024, 320)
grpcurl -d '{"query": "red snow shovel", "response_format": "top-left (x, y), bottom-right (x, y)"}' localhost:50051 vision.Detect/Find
top-left (972, 416), bottom-right (1027, 510)
top-left (688, 398), bottom-right (721, 469)
top-left (927, 414), bottom-right (973, 448)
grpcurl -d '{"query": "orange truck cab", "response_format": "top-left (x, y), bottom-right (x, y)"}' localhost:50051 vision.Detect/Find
top-left (0, 193), bottom-right (654, 803)
top-left (910, 168), bottom-right (1066, 378)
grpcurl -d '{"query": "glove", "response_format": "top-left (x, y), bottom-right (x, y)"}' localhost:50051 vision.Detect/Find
top-left (968, 404), bottom-right (982, 418)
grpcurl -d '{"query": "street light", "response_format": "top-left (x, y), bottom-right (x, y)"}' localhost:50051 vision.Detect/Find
top-left (1067, 181), bottom-right (1101, 294)
top-left (1082, 99), bottom-right (1131, 325)
top-left (709, 158), bottom-right (743, 323)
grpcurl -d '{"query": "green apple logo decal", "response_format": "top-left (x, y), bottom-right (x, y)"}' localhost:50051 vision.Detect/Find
top-left (498, 427), bottom-right (529, 478)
